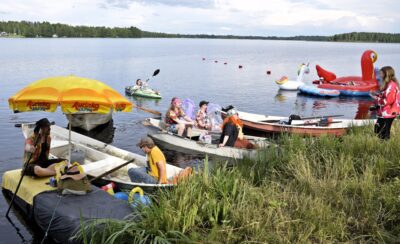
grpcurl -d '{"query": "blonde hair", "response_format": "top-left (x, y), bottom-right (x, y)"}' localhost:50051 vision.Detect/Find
top-left (380, 66), bottom-right (399, 90)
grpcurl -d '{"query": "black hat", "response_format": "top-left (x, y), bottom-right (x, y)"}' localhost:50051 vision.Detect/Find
top-left (36, 118), bottom-right (51, 127)
top-left (199, 100), bottom-right (209, 107)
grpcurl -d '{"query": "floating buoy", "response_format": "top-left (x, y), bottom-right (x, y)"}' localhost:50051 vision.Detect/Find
top-left (202, 58), bottom-right (206, 60)
top-left (114, 192), bottom-right (129, 201)
top-left (238, 65), bottom-right (243, 69)
top-left (224, 62), bottom-right (227, 65)
top-left (266, 70), bottom-right (271, 75)
top-left (101, 182), bottom-right (116, 195)
top-left (214, 60), bottom-right (218, 63)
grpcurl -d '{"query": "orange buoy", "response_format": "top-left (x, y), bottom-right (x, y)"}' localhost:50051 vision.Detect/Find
top-left (238, 65), bottom-right (243, 69)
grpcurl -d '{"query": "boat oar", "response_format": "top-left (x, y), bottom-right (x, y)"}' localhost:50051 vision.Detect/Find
top-left (89, 159), bottom-right (135, 183)
top-left (135, 105), bottom-right (162, 116)
top-left (300, 114), bottom-right (344, 120)
top-left (5, 130), bottom-right (42, 217)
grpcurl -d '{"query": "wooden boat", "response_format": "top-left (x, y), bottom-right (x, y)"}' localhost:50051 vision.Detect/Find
top-left (144, 117), bottom-right (221, 137)
top-left (148, 132), bottom-right (268, 160)
top-left (22, 124), bottom-right (184, 191)
top-left (145, 119), bottom-right (269, 160)
top-left (125, 85), bottom-right (162, 99)
top-left (65, 110), bottom-right (113, 131)
top-left (226, 110), bottom-right (375, 137)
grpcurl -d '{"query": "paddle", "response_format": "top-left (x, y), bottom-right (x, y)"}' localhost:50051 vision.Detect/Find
top-left (300, 114), bottom-right (344, 120)
top-left (5, 129), bottom-right (43, 217)
top-left (145, 69), bottom-right (160, 82)
top-left (135, 105), bottom-right (162, 116)
top-left (14, 121), bottom-right (55, 128)
top-left (89, 158), bottom-right (135, 183)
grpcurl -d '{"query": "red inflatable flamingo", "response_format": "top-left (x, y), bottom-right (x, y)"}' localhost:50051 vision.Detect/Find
top-left (315, 50), bottom-right (379, 96)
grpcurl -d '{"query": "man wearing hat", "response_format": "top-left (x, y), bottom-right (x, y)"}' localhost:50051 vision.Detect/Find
top-left (128, 137), bottom-right (167, 184)
top-left (196, 100), bottom-right (211, 130)
top-left (24, 118), bottom-right (63, 177)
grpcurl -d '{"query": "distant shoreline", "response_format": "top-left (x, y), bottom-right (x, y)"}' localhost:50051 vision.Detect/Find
top-left (1, 20), bottom-right (399, 43)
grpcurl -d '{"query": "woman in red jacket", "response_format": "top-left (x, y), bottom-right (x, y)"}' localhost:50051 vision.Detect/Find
top-left (373, 66), bottom-right (399, 140)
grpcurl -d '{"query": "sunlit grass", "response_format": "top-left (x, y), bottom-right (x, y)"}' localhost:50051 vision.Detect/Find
top-left (76, 122), bottom-right (400, 243)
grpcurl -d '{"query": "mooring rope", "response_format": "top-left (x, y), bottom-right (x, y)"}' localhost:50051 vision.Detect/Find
top-left (40, 194), bottom-right (63, 244)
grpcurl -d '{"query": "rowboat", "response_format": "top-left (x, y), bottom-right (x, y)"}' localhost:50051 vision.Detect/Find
top-left (226, 110), bottom-right (375, 137)
top-left (125, 85), bottom-right (162, 99)
top-left (22, 124), bottom-right (184, 191)
top-left (145, 119), bottom-right (269, 160)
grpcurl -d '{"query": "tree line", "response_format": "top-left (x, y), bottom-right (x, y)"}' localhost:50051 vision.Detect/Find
top-left (1, 21), bottom-right (399, 43)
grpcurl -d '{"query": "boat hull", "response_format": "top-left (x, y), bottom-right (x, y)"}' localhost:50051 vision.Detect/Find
top-left (125, 86), bottom-right (162, 99)
top-left (66, 111), bottom-right (112, 131)
top-left (223, 111), bottom-right (375, 137)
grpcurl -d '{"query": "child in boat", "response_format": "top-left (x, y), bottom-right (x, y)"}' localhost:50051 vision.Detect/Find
top-left (196, 100), bottom-right (211, 130)
top-left (372, 66), bottom-right (399, 140)
top-left (165, 97), bottom-right (195, 137)
top-left (24, 118), bottom-right (64, 177)
top-left (219, 108), bottom-right (255, 149)
top-left (128, 137), bottom-right (167, 184)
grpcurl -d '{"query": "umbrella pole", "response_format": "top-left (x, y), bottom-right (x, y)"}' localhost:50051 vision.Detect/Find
top-left (68, 114), bottom-right (72, 166)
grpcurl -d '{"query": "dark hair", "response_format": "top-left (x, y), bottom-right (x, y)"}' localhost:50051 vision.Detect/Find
top-left (199, 101), bottom-right (209, 107)
top-left (34, 118), bottom-right (51, 133)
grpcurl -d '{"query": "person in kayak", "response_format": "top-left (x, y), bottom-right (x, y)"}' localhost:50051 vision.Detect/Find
top-left (165, 97), bottom-right (195, 137)
top-left (24, 118), bottom-right (64, 177)
top-left (135, 79), bottom-right (143, 89)
top-left (196, 100), bottom-right (211, 130)
top-left (219, 108), bottom-right (255, 149)
top-left (371, 66), bottom-right (399, 140)
top-left (128, 137), bottom-right (167, 184)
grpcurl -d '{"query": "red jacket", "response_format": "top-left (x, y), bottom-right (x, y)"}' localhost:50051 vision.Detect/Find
top-left (375, 80), bottom-right (399, 118)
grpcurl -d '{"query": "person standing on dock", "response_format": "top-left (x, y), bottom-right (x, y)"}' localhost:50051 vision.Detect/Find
top-left (128, 137), bottom-right (167, 184)
top-left (24, 118), bottom-right (63, 177)
top-left (372, 66), bottom-right (399, 140)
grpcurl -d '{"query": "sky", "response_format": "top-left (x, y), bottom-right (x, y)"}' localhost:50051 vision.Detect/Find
top-left (0, 0), bottom-right (399, 36)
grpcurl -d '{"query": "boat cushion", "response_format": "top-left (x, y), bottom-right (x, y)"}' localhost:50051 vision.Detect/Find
top-left (33, 186), bottom-right (134, 243)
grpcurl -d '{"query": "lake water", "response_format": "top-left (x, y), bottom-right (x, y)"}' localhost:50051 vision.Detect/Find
top-left (0, 38), bottom-right (399, 243)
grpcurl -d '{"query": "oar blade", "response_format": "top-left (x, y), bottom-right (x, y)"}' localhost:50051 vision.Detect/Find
top-left (153, 69), bottom-right (160, 77)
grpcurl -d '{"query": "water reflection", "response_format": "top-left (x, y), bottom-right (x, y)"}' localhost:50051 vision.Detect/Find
top-left (125, 95), bottom-right (161, 108)
top-left (70, 119), bottom-right (115, 144)
top-left (274, 90), bottom-right (298, 102)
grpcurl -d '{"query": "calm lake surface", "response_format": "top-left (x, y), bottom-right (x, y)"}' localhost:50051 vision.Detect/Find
top-left (0, 38), bottom-right (399, 242)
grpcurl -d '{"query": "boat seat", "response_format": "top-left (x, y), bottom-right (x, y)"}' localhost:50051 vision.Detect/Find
top-left (50, 140), bottom-right (70, 149)
top-left (81, 157), bottom-right (126, 174)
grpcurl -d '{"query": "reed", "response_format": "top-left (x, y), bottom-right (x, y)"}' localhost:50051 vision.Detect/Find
top-left (76, 122), bottom-right (400, 243)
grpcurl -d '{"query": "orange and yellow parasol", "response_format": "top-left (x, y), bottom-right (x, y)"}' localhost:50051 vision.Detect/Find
top-left (8, 75), bottom-right (132, 114)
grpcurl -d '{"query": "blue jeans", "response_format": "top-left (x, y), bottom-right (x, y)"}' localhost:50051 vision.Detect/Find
top-left (128, 167), bottom-right (157, 184)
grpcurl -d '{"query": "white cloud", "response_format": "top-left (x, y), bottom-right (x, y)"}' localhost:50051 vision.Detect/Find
top-left (0, 0), bottom-right (399, 35)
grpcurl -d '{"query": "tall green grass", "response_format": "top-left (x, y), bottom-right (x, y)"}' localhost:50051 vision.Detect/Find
top-left (77, 123), bottom-right (400, 243)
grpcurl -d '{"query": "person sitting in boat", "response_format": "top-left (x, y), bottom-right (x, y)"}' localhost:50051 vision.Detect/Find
top-left (219, 108), bottom-right (255, 149)
top-left (196, 100), bottom-right (211, 130)
top-left (24, 118), bottom-right (64, 177)
top-left (135, 79), bottom-right (143, 89)
top-left (371, 66), bottom-right (399, 140)
top-left (128, 137), bottom-right (167, 184)
top-left (165, 97), bottom-right (194, 137)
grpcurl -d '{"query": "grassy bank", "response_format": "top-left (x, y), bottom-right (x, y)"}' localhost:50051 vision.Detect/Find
top-left (77, 123), bottom-right (400, 243)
